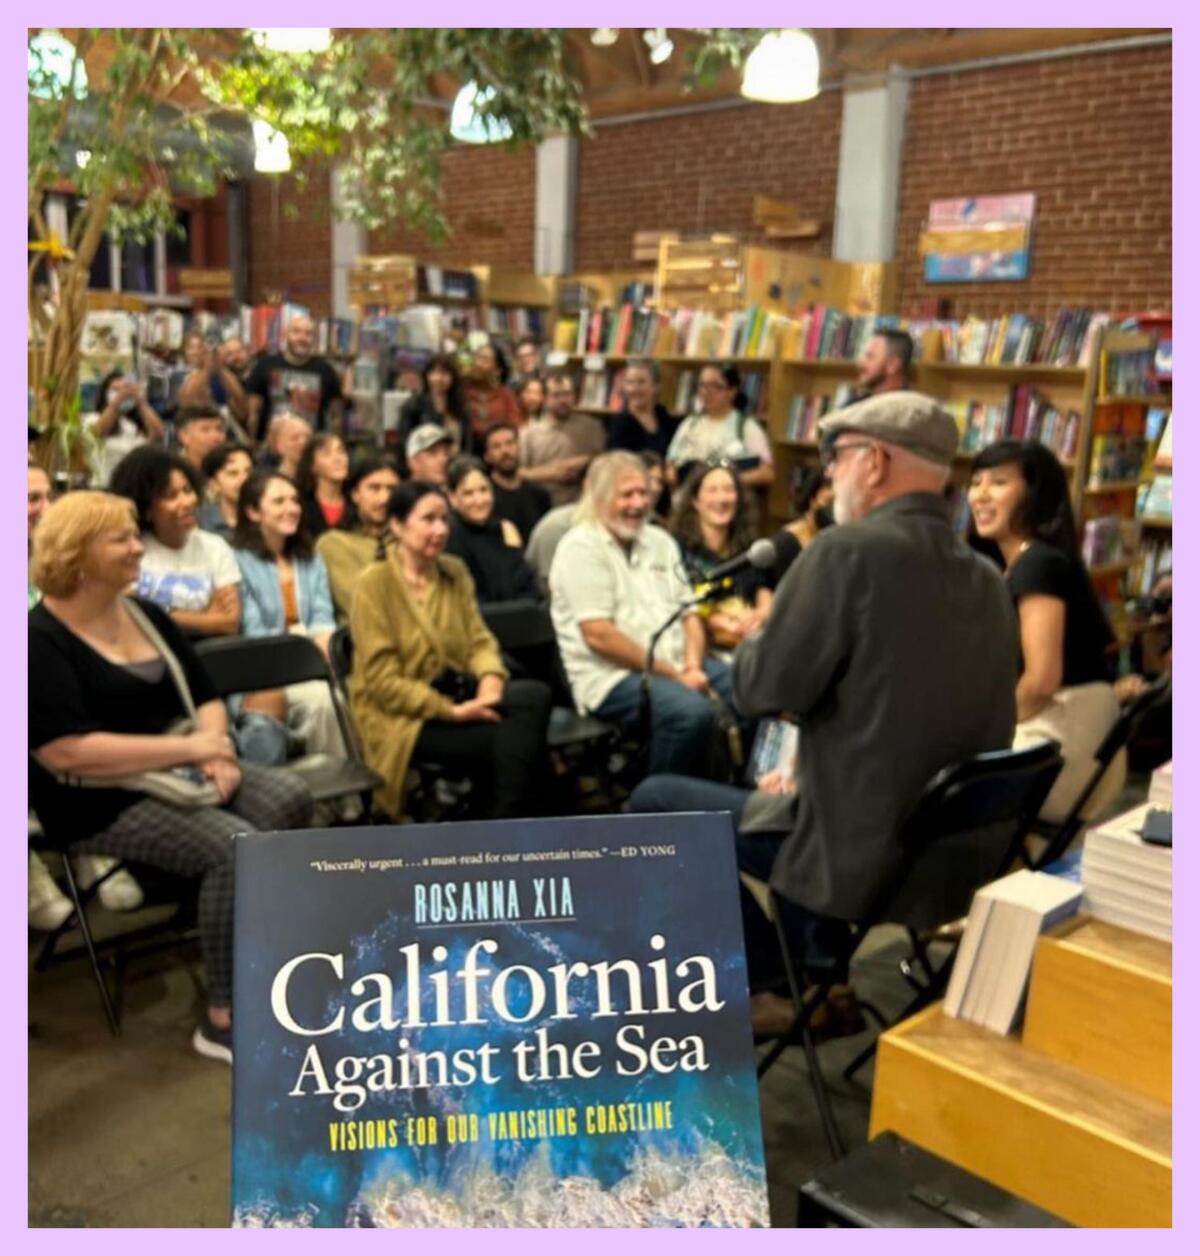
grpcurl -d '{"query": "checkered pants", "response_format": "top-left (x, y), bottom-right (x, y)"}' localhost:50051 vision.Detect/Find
top-left (71, 762), bottom-right (313, 1005)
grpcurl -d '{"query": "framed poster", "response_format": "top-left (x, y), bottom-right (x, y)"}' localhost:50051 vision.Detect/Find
top-left (920, 193), bottom-right (1036, 283)
top-left (231, 813), bottom-right (769, 1228)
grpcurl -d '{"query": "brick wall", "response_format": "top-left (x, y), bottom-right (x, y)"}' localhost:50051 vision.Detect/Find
top-left (574, 94), bottom-right (844, 271)
top-left (368, 142), bottom-right (537, 269)
top-left (895, 44), bottom-right (1172, 318)
top-left (246, 162), bottom-right (333, 314)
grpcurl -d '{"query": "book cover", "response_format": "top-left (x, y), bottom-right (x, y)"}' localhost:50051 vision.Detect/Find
top-left (231, 814), bottom-right (769, 1228)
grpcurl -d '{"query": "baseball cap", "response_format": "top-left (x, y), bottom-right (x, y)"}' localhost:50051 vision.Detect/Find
top-left (406, 423), bottom-right (454, 460)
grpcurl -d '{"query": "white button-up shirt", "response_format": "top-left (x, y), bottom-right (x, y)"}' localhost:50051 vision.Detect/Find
top-left (549, 519), bottom-right (695, 713)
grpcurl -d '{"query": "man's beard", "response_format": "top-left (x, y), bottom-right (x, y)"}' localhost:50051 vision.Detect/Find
top-left (832, 477), bottom-right (866, 525)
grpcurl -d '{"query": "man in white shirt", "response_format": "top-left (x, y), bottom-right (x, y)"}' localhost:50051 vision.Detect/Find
top-left (550, 450), bottom-right (739, 777)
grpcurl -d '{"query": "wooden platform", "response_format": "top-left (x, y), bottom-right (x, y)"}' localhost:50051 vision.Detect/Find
top-left (870, 916), bottom-right (1171, 1227)
top-left (1024, 916), bottom-right (1171, 1104)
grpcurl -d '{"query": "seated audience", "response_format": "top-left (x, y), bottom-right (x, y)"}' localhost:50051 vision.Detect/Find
top-left (27, 467), bottom-right (143, 924)
top-left (85, 369), bottom-right (167, 486)
top-left (549, 451), bottom-right (740, 777)
top-left (519, 369), bottom-right (606, 508)
top-left (398, 353), bottom-right (471, 456)
top-left (641, 450), bottom-right (670, 522)
top-left (464, 342), bottom-right (522, 442)
top-left (175, 404), bottom-right (228, 477)
top-left (28, 490), bottom-right (312, 1061)
top-left (631, 394), bottom-right (1019, 1024)
top-left (666, 362), bottom-right (774, 490)
top-left (607, 359), bottom-right (679, 462)
top-left (512, 334), bottom-right (543, 387)
top-left (406, 424), bottom-right (453, 487)
top-left (263, 412), bottom-right (313, 481)
top-left (197, 442), bottom-right (253, 541)
top-left (177, 332), bottom-right (249, 426)
top-left (444, 456), bottom-right (540, 604)
top-left (316, 454), bottom-right (402, 620)
top-left (347, 481), bottom-right (551, 820)
top-left (969, 439), bottom-right (1124, 821)
top-left (483, 422), bottom-right (551, 540)
top-left (295, 432), bottom-right (350, 537)
top-left (670, 460), bottom-right (772, 652)
top-left (232, 470), bottom-right (341, 760)
top-left (516, 376), bottom-right (545, 425)
top-left (110, 446), bottom-right (241, 638)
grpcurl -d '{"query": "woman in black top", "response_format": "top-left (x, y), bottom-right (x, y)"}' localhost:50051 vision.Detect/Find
top-left (295, 431), bottom-right (350, 536)
top-left (607, 360), bottom-right (678, 517)
top-left (969, 439), bottom-right (1121, 820)
top-left (398, 353), bottom-right (471, 458)
top-left (670, 460), bottom-right (772, 655)
top-left (443, 456), bottom-right (539, 604)
top-left (28, 491), bottom-right (312, 1062)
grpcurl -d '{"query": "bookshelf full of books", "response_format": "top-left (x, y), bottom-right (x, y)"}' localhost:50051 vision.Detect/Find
top-left (765, 305), bottom-right (1105, 530)
top-left (1077, 325), bottom-right (1172, 647)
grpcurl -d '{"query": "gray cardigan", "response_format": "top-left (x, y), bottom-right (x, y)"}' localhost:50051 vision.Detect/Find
top-left (733, 493), bottom-right (1019, 923)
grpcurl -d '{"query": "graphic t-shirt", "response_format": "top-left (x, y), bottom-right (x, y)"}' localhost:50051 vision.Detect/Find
top-left (136, 529), bottom-right (241, 614)
top-left (246, 353), bottom-right (343, 429)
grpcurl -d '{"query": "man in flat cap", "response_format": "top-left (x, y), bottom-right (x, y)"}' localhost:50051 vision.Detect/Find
top-left (632, 391), bottom-right (1019, 1030)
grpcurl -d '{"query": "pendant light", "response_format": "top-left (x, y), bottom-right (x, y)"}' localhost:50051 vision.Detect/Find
top-left (741, 29), bottom-right (821, 104)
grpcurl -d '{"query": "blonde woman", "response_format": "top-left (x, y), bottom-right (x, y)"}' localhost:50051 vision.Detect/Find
top-left (29, 492), bottom-right (312, 1062)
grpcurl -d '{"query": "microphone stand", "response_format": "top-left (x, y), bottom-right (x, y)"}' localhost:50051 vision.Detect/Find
top-left (638, 580), bottom-right (735, 743)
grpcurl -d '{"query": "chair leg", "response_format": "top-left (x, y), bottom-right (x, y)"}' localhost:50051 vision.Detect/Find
top-left (60, 855), bottom-right (121, 1036)
top-left (800, 1020), bottom-right (845, 1160)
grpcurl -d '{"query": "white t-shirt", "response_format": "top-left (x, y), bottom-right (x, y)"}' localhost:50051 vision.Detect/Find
top-left (549, 520), bottom-right (694, 714)
top-left (84, 412), bottom-right (148, 487)
top-left (665, 411), bottom-right (773, 468)
top-left (136, 529), bottom-right (241, 614)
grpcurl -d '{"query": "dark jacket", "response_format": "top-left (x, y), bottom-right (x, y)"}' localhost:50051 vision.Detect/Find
top-left (733, 493), bottom-right (1019, 923)
top-left (445, 515), bottom-right (540, 605)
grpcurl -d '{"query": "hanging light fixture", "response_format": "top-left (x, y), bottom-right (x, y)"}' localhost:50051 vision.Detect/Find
top-left (590, 28), bottom-right (619, 47)
top-left (643, 28), bottom-right (674, 66)
top-left (252, 119), bottom-right (292, 173)
top-left (449, 82), bottom-right (514, 145)
top-left (741, 29), bottom-right (821, 103)
top-left (250, 29), bottom-right (333, 55)
top-left (28, 30), bottom-right (88, 100)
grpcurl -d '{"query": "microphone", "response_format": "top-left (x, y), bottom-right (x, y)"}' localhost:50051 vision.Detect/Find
top-left (694, 532), bottom-right (802, 600)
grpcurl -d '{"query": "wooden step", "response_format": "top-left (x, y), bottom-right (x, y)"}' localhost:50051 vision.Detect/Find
top-left (870, 1004), bottom-right (1171, 1227)
top-left (1024, 915), bottom-right (1171, 1104)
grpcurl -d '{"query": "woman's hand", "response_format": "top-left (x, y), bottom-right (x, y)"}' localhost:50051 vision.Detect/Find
top-left (185, 729), bottom-right (237, 764)
top-left (475, 674), bottom-right (505, 707)
top-left (677, 665), bottom-right (710, 693)
top-left (755, 769), bottom-right (795, 797)
top-left (201, 756), bottom-right (242, 803)
top-left (451, 697), bottom-right (502, 724)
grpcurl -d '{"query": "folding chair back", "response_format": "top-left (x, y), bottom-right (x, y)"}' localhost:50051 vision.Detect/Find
top-left (1032, 674), bottom-right (1172, 869)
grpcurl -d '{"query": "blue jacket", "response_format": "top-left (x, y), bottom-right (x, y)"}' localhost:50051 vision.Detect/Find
top-left (234, 548), bottom-right (336, 637)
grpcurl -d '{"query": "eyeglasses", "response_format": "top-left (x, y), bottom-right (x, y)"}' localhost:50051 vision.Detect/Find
top-left (696, 380), bottom-right (730, 392)
top-left (820, 440), bottom-right (879, 470)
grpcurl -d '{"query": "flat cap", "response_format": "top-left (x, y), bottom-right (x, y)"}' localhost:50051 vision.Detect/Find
top-left (406, 422), bottom-right (454, 460)
top-left (817, 390), bottom-right (960, 467)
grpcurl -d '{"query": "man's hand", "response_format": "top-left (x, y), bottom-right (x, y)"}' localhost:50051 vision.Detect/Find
top-left (678, 666), bottom-right (710, 693)
top-left (755, 768), bottom-right (795, 797)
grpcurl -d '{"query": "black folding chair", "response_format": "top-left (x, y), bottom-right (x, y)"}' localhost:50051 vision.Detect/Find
top-left (1027, 673), bottom-right (1172, 870)
top-left (29, 815), bottom-right (200, 1036)
top-left (753, 739), bottom-right (1064, 1160)
top-left (196, 634), bottom-right (381, 819)
top-left (480, 600), bottom-right (624, 802)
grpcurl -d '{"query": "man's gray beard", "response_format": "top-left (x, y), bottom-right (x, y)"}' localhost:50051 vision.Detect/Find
top-left (832, 482), bottom-right (862, 525)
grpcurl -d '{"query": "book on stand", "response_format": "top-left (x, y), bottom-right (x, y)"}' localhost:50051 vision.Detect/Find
top-left (1081, 803), bottom-right (1172, 942)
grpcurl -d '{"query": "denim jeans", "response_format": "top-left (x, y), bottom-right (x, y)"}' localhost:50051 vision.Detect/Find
top-left (231, 711), bottom-right (289, 766)
top-left (593, 657), bottom-right (739, 778)
top-left (629, 773), bottom-right (851, 983)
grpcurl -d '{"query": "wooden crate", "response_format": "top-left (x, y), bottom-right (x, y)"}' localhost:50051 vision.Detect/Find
top-left (348, 254), bottom-right (418, 312)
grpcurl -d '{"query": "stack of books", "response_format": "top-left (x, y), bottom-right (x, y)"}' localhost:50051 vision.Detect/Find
top-left (1081, 804), bottom-right (1172, 941)
top-left (944, 869), bottom-right (1083, 1035)
top-left (785, 387), bottom-right (854, 441)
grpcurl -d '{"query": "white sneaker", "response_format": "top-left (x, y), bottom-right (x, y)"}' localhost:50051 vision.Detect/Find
top-left (29, 852), bottom-right (73, 932)
top-left (72, 855), bottom-right (145, 912)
